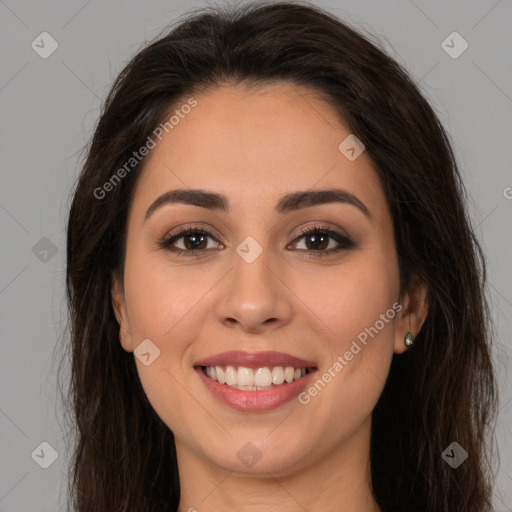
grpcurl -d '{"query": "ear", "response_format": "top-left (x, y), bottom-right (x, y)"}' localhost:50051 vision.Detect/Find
top-left (394, 273), bottom-right (428, 354)
top-left (111, 275), bottom-right (134, 352)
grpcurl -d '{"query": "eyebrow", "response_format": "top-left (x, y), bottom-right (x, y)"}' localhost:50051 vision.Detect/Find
top-left (144, 188), bottom-right (371, 221)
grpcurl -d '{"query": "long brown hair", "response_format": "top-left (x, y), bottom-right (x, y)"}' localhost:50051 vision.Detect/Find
top-left (61, 2), bottom-right (498, 510)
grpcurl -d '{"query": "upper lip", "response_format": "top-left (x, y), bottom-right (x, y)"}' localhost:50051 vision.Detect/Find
top-left (194, 350), bottom-right (317, 369)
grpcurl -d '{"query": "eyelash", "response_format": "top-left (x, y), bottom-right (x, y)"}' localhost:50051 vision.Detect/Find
top-left (158, 223), bottom-right (354, 259)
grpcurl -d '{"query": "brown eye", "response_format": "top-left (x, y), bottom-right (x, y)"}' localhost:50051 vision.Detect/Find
top-left (159, 227), bottom-right (221, 254)
top-left (181, 232), bottom-right (208, 250)
top-left (302, 232), bottom-right (330, 251)
top-left (290, 225), bottom-right (354, 258)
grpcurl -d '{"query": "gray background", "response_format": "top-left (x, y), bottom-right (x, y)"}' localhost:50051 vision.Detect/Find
top-left (1, 0), bottom-right (511, 510)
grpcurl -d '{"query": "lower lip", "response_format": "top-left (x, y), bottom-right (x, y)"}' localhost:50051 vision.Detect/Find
top-left (195, 367), bottom-right (317, 412)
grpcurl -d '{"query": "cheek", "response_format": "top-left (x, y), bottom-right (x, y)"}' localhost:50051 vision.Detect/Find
top-left (296, 248), bottom-right (399, 403)
top-left (305, 254), bottom-right (398, 416)
top-left (124, 252), bottom-right (207, 343)
top-left (123, 255), bottom-right (202, 434)
top-left (296, 248), bottom-right (399, 346)
top-left (122, 250), bottom-right (228, 421)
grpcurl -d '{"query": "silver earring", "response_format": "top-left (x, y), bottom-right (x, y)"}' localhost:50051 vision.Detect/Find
top-left (405, 307), bottom-right (414, 347)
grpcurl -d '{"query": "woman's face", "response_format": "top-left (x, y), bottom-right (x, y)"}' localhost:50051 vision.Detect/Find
top-left (113, 82), bottom-right (417, 476)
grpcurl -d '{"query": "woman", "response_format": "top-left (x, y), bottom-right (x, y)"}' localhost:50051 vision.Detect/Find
top-left (63, 1), bottom-right (498, 511)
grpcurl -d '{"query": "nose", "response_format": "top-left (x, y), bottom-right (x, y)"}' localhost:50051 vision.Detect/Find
top-left (215, 244), bottom-right (294, 334)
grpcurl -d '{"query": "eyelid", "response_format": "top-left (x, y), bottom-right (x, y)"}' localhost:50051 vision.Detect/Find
top-left (293, 222), bottom-right (350, 240)
top-left (162, 223), bottom-right (223, 243)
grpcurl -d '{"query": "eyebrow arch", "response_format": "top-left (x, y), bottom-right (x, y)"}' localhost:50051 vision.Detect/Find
top-left (144, 187), bottom-right (371, 221)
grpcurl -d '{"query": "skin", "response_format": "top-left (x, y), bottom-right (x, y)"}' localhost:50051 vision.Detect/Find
top-left (112, 81), bottom-right (428, 512)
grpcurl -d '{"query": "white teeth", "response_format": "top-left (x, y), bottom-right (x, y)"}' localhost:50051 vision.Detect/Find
top-left (225, 365), bottom-right (237, 386)
top-left (202, 364), bottom-right (312, 390)
top-left (217, 366), bottom-right (226, 384)
top-left (254, 367), bottom-right (272, 387)
top-left (272, 366), bottom-right (285, 385)
top-left (238, 366), bottom-right (255, 386)
top-left (284, 366), bottom-right (294, 383)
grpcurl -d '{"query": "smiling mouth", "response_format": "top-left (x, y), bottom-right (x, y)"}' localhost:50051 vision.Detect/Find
top-left (200, 365), bottom-right (316, 391)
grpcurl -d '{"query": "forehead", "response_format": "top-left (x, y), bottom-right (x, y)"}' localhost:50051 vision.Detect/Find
top-left (130, 82), bottom-right (387, 221)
